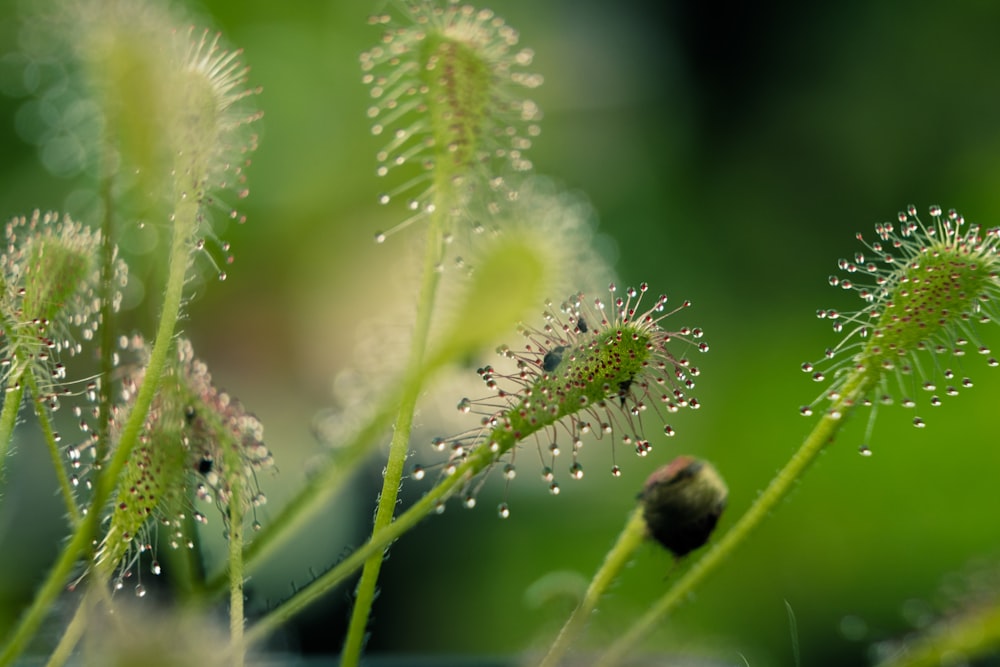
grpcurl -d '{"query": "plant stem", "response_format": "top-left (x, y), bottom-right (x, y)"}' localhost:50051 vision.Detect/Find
top-left (538, 507), bottom-right (649, 667)
top-left (594, 379), bottom-right (868, 667)
top-left (96, 147), bottom-right (117, 464)
top-left (0, 383), bottom-right (23, 486)
top-left (229, 472), bottom-right (246, 667)
top-left (340, 189), bottom-right (448, 665)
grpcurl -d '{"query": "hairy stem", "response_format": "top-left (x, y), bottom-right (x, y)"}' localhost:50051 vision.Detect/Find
top-left (0, 383), bottom-right (23, 488)
top-left (96, 147), bottom-right (117, 464)
top-left (229, 474), bottom-right (246, 667)
top-left (538, 507), bottom-right (649, 667)
top-left (340, 186), bottom-right (449, 665)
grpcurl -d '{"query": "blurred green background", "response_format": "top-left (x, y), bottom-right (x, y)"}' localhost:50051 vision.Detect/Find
top-left (2, 1), bottom-right (1000, 665)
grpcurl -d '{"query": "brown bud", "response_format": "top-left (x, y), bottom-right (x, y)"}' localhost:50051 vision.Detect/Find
top-left (639, 455), bottom-right (727, 558)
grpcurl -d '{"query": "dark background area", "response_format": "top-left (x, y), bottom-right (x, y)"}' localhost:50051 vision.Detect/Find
top-left (2, 1), bottom-right (1000, 665)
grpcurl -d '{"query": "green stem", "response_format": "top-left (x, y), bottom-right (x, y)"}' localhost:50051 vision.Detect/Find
top-left (96, 147), bottom-right (117, 464)
top-left (340, 192), bottom-right (448, 665)
top-left (0, 197), bottom-right (196, 667)
top-left (594, 377), bottom-right (869, 667)
top-left (0, 383), bottom-right (23, 487)
top-left (25, 373), bottom-right (80, 524)
top-left (243, 443), bottom-right (492, 648)
top-left (229, 473), bottom-right (246, 667)
top-left (538, 507), bottom-right (649, 667)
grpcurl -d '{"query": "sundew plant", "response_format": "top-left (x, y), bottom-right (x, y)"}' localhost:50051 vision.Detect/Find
top-left (1, 1), bottom-right (1000, 667)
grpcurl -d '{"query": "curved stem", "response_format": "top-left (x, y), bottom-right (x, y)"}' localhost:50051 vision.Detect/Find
top-left (538, 507), bottom-right (649, 667)
top-left (594, 380), bottom-right (867, 667)
top-left (340, 193), bottom-right (448, 665)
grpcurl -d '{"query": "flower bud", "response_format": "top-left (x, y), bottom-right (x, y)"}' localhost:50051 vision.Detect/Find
top-left (639, 455), bottom-right (727, 558)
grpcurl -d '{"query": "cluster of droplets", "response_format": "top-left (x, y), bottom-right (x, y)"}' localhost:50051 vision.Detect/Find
top-left (361, 1), bottom-right (543, 243)
top-left (84, 336), bottom-right (274, 595)
top-left (413, 283), bottom-right (707, 518)
top-left (801, 205), bottom-right (1000, 454)
top-left (0, 211), bottom-right (126, 409)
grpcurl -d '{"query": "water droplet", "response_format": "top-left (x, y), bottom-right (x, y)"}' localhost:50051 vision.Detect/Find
top-left (151, 561), bottom-right (162, 575)
top-left (498, 503), bottom-right (510, 519)
top-left (374, 232), bottom-right (387, 244)
top-left (377, 193), bottom-right (390, 205)
top-left (457, 398), bottom-right (472, 413)
top-left (569, 463), bottom-right (583, 480)
top-left (135, 584), bottom-right (146, 598)
top-left (218, 272), bottom-right (227, 281)
top-left (799, 406), bottom-right (814, 416)
top-left (663, 425), bottom-right (675, 437)
top-left (503, 464), bottom-right (516, 480)
top-left (913, 417), bottom-right (926, 428)
top-left (412, 465), bottom-right (425, 480)
top-left (549, 482), bottom-right (560, 495)
top-left (434, 501), bottom-right (446, 515)
top-left (859, 445), bottom-right (872, 457)
top-left (541, 466), bottom-right (554, 482)
top-left (463, 495), bottom-right (476, 509)
top-left (611, 465), bottom-right (622, 477)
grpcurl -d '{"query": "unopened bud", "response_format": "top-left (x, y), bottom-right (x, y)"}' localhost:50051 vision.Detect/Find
top-left (639, 456), bottom-right (727, 558)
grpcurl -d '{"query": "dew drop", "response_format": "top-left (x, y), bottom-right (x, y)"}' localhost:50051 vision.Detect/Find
top-left (498, 503), bottom-right (510, 519)
top-left (151, 561), bottom-right (162, 575)
top-left (135, 584), bottom-right (146, 598)
top-left (799, 406), bottom-right (814, 416)
top-left (434, 501), bottom-right (445, 515)
top-left (218, 272), bottom-right (227, 281)
top-left (463, 495), bottom-right (476, 509)
top-left (252, 521), bottom-right (262, 531)
top-left (457, 398), bottom-right (472, 413)
top-left (610, 465), bottom-right (621, 477)
top-left (541, 466), bottom-right (554, 482)
top-left (377, 193), bottom-right (390, 205)
top-left (859, 445), bottom-right (872, 457)
top-left (569, 463), bottom-right (584, 480)
top-left (412, 465), bottom-right (425, 480)
top-left (663, 425), bottom-right (675, 437)
top-left (549, 482), bottom-right (560, 495)
top-left (913, 417), bottom-right (926, 428)
top-left (503, 464), bottom-right (516, 480)
top-left (374, 232), bottom-right (387, 244)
